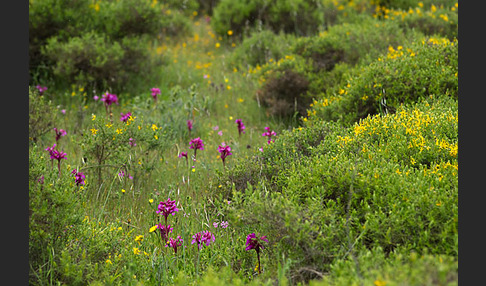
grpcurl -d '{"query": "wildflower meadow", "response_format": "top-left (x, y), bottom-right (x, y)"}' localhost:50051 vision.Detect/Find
top-left (29, 0), bottom-right (459, 285)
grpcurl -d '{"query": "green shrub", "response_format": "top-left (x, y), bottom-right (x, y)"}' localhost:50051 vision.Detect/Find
top-left (374, 0), bottom-right (456, 10)
top-left (291, 17), bottom-right (417, 69)
top-left (196, 0), bottom-right (220, 15)
top-left (29, 0), bottom-right (94, 76)
top-left (229, 29), bottom-right (296, 69)
top-left (375, 2), bottom-right (458, 40)
top-left (98, 0), bottom-right (193, 40)
top-left (41, 32), bottom-right (165, 94)
top-left (313, 247), bottom-right (457, 285)
top-left (29, 87), bottom-right (58, 143)
top-left (29, 144), bottom-right (85, 284)
top-left (219, 95), bottom-right (457, 284)
top-left (309, 36), bottom-right (458, 125)
top-left (211, 0), bottom-right (325, 37)
top-left (250, 55), bottom-right (314, 119)
top-left (41, 32), bottom-right (125, 92)
top-left (252, 17), bottom-right (421, 120)
top-left (29, 0), bottom-right (190, 95)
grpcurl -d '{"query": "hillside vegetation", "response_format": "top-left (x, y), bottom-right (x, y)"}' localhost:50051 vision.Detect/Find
top-left (29, 0), bottom-right (458, 285)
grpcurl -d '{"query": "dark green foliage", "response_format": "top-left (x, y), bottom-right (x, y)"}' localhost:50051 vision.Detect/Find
top-left (257, 69), bottom-right (311, 118)
top-left (292, 18), bottom-right (417, 68)
top-left (41, 32), bottom-right (125, 92)
top-left (220, 95), bottom-right (457, 284)
top-left (211, 0), bottom-right (325, 37)
top-left (229, 29), bottom-right (296, 69)
top-left (29, 87), bottom-right (58, 143)
top-left (315, 37), bottom-right (458, 125)
top-left (253, 19), bottom-right (417, 120)
top-left (29, 144), bottom-right (84, 284)
top-left (398, 6), bottom-right (458, 40)
top-left (29, 0), bottom-right (192, 95)
top-left (196, 0), bottom-right (220, 15)
top-left (375, 0), bottom-right (456, 10)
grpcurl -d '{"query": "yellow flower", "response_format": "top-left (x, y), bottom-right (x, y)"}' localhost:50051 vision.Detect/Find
top-left (135, 235), bottom-right (144, 244)
top-left (149, 225), bottom-right (158, 232)
top-left (227, 85), bottom-right (231, 90)
top-left (215, 43), bottom-right (221, 48)
top-left (227, 30), bottom-right (233, 36)
top-left (90, 128), bottom-right (99, 135)
top-left (92, 114), bottom-right (96, 121)
top-left (149, 199), bottom-right (154, 204)
top-left (106, 123), bottom-right (113, 128)
top-left (133, 247), bottom-right (141, 255)
top-left (121, 189), bottom-right (126, 193)
top-left (151, 124), bottom-right (158, 131)
top-left (116, 128), bottom-right (123, 134)
top-left (374, 279), bottom-right (387, 286)
top-left (106, 259), bottom-right (112, 264)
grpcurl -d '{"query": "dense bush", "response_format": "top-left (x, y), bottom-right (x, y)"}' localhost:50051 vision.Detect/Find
top-left (374, 1), bottom-right (458, 40)
top-left (308, 36), bottom-right (458, 125)
top-left (211, 0), bottom-right (325, 37)
top-left (219, 94), bottom-right (457, 284)
top-left (29, 87), bottom-right (58, 143)
top-left (373, 0), bottom-right (456, 10)
top-left (29, 0), bottom-right (192, 95)
top-left (229, 29), bottom-right (296, 69)
top-left (29, 144), bottom-right (85, 284)
top-left (252, 18), bottom-right (418, 119)
top-left (291, 17), bottom-right (417, 69)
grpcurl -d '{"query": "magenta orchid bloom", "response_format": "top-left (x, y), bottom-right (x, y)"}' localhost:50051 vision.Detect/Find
top-left (191, 232), bottom-right (203, 250)
top-left (53, 128), bottom-right (67, 142)
top-left (262, 127), bottom-right (277, 144)
top-left (245, 233), bottom-right (268, 274)
top-left (189, 137), bottom-right (204, 158)
top-left (157, 223), bottom-right (173, 242)
top-left (71, 169), bottom-right (85, 186)
top-left (45, 143), bottom-right (57, 156)
top-left (36, 85), bottom-right (47, 94)
top-left (50, 149), bottom-right (67, 162)
top-left (156, 198), bottom-right (179, 225)
top-left (101, 92), bottom-right (118, 114)
top-left (151, 87), bottom-right (161, 102)
top-left (50, 149), bottom-right (67, 176)
top-left (178, 151), bottom-right (188, 165)
top-left (217, 143), bottom-right (232, 168)
top-left (129, 138), bottom-right (136, 147)
top-left (220, 221), bottom-right (229, 229)
top-left (120, 112), bottom-right (132, 123)
top-left (235, 119), bottom-right (246, 136)
top-left (166, 236), bottom-right (183, 254)
top-left (187, 120), bottom-right (193, 133)
top-left (192, 231), bottom-right (215, 250)
top-left (202, 231), bottom-right (215, 246)
top-left (101, 92), bottom-right (118, 106)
